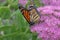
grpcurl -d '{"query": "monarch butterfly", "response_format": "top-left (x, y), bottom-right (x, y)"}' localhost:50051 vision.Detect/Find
top-left (18, 0), bottom-right (40, 25)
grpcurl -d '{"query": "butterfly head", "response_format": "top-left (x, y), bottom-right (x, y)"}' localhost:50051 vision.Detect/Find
top-left (18, 4), bottom-right (24, 10)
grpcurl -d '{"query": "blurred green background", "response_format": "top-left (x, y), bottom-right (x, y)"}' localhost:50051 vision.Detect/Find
top-left (0, 0), bottom-right (42, 40)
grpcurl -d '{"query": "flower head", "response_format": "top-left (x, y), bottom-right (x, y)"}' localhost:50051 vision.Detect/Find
top-left (30, 6), bottom-right (60, 40)
top-left (41, 0), bottom-right (60, 6)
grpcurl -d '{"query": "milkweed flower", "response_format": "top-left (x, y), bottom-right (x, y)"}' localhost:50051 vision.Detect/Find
top-left (41, 0), bottom-right (60, 6)
top-left (30, 6), bottom-right (60, 40)
top-left (31, 22), bottom-right (60, 40)
top-left (37, 6), bottom-right (60, 17)
top-left (18, 0), bottom-right (28, 6)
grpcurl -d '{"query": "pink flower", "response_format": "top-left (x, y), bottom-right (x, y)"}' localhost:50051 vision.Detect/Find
top-left (18, 0), bottom-right (28, 6)
top-left (30, 6), bottom-right (60, 40)
top-left (41, 0), bottom-right (60, 6)
top-left (37, 6), bottom-right (60, 17)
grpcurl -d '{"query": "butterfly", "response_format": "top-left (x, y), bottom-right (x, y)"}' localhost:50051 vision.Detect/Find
top-left (18, 3), bottom-right (40, 25)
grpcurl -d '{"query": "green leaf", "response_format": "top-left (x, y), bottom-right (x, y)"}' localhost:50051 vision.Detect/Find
top-left (0, 6), bottom-right (11, 19)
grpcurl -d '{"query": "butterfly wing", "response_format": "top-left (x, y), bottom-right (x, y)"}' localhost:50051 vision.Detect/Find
top-left (29, 6), bottom-right (40, 24)
top-left (18, 4), bottom-right (35, 25)
top-left (22, 9), bottom-right (30, 22)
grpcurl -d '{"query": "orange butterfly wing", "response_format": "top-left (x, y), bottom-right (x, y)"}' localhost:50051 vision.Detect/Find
top-left (22, 10), bottom-right (30, 22)
top-left (18, 4), bottom-right (35, 25)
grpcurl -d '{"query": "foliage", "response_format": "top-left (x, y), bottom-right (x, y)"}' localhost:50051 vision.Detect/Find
top-left (0, 0), bottom-right (41, 40)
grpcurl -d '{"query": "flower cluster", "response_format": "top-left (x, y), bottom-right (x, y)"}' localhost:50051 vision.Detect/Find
top-left (41, 0), bottom-right (60, 6)
top-left (31, 6), bottom-right (60, 40)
